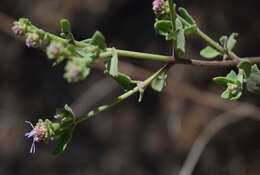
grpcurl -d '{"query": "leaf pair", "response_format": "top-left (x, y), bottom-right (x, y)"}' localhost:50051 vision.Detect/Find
top-left (200, 33), bottom-right (238, 59)
top-left (151, 72), bottom-right (168, 92)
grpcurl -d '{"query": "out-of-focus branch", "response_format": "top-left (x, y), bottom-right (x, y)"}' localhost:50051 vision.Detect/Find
top-left (178, 105), bottom-right (260, 175)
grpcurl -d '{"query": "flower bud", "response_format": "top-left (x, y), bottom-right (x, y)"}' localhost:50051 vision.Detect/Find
top-left (25, 33), bottom-right (41, 48)
top-left (46, 42), bottom-right (65, 61)
top-left (64, 58), bottom-right (90, 82)
top-left (12, 21), bottom-right (26, 36)
top-left (152, 0), bottom-right (165, 14)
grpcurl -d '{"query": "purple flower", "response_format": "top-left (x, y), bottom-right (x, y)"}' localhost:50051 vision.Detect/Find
top-left (25, 121), bottom-right (47, 154)
top-left (152, 0), bottom-right (165, 14)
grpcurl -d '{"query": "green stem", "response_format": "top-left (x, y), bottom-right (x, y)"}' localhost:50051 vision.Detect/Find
top-left (101, 48), bottom-right (173, 62)
top-left (74, 63), bottom-right (173, 124)
top-left (196, 28), bottom-right (225, 53)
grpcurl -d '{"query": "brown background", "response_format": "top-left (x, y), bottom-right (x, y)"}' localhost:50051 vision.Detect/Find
top-left (0, 0), bottom-right (260, 175)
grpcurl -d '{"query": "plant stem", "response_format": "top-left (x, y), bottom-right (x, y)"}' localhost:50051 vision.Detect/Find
top-left (196, 28), bottom-right (225, 53)
top-left (23, 19), bottom-right (260, 66)
top-left (74, 63), bottom-right (173, 124)
top-left (100, 48), bottom-right (173, 62)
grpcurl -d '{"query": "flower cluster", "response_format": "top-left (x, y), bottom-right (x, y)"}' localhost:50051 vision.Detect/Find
top-left (25, 105), bottom-right (76, 154)
top-left (25, 119), bottom-right (56, 154)
top-left (12, 18), bottom-right (97, 83)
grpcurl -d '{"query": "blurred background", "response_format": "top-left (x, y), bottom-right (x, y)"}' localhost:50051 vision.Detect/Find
top-left (0, 0), bottom-right (260, 175)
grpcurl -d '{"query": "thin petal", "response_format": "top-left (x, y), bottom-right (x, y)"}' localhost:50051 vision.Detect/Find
top-left (30, 141), bottom-right (36, 154)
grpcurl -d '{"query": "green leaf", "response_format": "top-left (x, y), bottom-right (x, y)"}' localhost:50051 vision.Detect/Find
top-left (166, 31), bottom-right (177, 41)
top-left (227, 33), bottom-right (238, 52)
top-left (60, 19), bottom-right (75, 43)
top-left (226, 70), bottom-right (238, 81)
top-left (214, 70), bottom-right (244, 101)
top-left (106, 48), bottom-right (118, 77)
top-left (213, 71), bottom-right (237, 87)
top-left (219, 36), bottom-right (228, 46)
top-left (175, 18), bottom-right (185, 54)
top-left (52, 130), bottom-right (72, 156)
top-left (90, 31), bottom-right (107, 50)
top-left (200, 46), bottom-right (221, 59)
top-left (184, 25), bottom-right (197, 35)
top-left (60, 19), bottom-right (71, 33)
top-left (151, 72), bottom-right (168, 92)
top-left (113, 73), bottom-right (136, 91)
top-left (238, 60), bottom-right (252, 78)
top-left (154, 20), bottom-right (172, 37)
top-left (213, 77), bottom-right (231, 87)
top-left (246, 64), bottom-right (260, 95)
top-left (178, 7), bottom-right (196, 25)
top-left (221, 89), bottom-right (230, 99)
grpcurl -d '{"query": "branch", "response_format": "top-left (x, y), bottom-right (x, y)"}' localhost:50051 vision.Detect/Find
top-left (178, 105), bottom-right (260, 175)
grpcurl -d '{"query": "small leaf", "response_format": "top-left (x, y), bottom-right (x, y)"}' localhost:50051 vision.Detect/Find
top-left (221, 89), bottom-right (230, 99)
top-left (213, 77), bottom-right (231, 87)
top-left (246, 64), bottom-right (260, 95)
top-left (219, 36), bottom-right (228, 46)
top-left (184, 25), bottom-right (197, 35)
top-left (178, 7), bottom-right (196, 25)
top-left (213, 71), bottom-right (238, 86)
top-left (154, 20), bottom-right (172, 37)
top-left (60, 19), bottom-right (75, 43)
top-left (227, 33), bottom-right (238, 52)
top-left (151, 72), bottom-right (168, 92)
top-left (90, 31), bottom-right (106, 50)
top-left (52, 130), bottom-right (72, 156)
top-left (175, 18), bottom-right (185, 54)
top-left (166, 31), bottom-right (177, 41)
top-left (106, 48), bottom-right (118, 77)
top-left (238, 60), bottom-right (252, 78)
top-left (200, 46), bottom-right (221, 59)
top-left (226, 70), bottom-right (238, 81)
top-left (113, 73), bottom-right (136, 91)
top-left (60, 19), bottom-right (71, 33)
